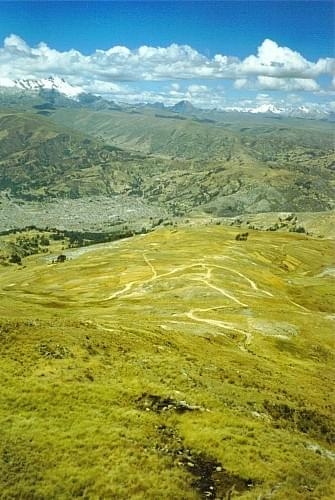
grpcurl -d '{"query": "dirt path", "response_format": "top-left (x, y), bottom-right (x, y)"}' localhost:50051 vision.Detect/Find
top-left (100, 250), bottom-right (305, 351)
top-left (210, 263), bottom-right (274, 297)
top-left (102, 260), bottom-right (206, 301)
top-left (143, 254), bottom-right (157, 279)
top-left (201, 279), bottom-right (248, 307)
top-left (184, 307), bottom-right (253, 349)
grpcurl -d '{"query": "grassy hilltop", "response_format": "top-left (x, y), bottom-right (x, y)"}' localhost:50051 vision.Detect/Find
top-left (1, 225), bottom-right (334, 498)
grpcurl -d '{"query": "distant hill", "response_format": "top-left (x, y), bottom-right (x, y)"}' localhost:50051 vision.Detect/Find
top-left (0, 106), bottom-right (334, 218)
top-left (0, 111), bottom-right (149, 200)
top-left (49, 107), bottom-right (335, 159)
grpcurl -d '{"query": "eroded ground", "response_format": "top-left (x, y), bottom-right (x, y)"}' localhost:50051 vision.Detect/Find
top-left (0, 226), bottom-right (334, 498)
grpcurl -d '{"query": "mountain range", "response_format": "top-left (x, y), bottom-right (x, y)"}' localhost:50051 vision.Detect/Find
top-left (0, 76), bottom-right (333, 120)
top-left (0, 86), bottom-right (334, 221)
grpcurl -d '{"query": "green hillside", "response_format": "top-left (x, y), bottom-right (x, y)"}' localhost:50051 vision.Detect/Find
top-left (0, 225), bottom-right (334, 498)
top-left (50, 108), bottom-right (238, 159)
top-left (0, 110), bottom-right (161, 200)
top-left (50, 107), bottom-right (335, 160)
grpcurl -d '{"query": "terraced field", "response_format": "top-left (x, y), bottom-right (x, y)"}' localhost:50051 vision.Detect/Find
top-left (1, 226), bottom-right (334, 498)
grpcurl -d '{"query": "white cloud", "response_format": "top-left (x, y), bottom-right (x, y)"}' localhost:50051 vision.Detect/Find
top-left (239, 39), bottom-right (333, 79)
top-left (286, 93), bottom-right (303, 104)
top-left (0, 76), bottom-right (15, 87)
top-left (234, 76), bottom-right (320, 92)
top-left (79, 80), bottom-right (124, 95)
top-left (107, 83), bottom-right (226, 109)
top-left (234, 79), bottom-right (247, 89)
top-left (187, 84), bottom-right (208, 93)
top-left (257, 76), bottom-right (320, 91)
top-left (0, 34), bottom-right (333, 95)
top-left (255, 93), bottom-right (271, 104)
top-left (4, 33), bottom-right (31, 53)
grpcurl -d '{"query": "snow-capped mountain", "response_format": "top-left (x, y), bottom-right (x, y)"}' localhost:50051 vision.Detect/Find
top-left (0, 76), bottom-right (84, 99)
top-left (142, 100), bottom-right (331, 120)
top-left (222, 103), bottom-right (330, 119)
top-left (249, 104), bottom-right (283, 114)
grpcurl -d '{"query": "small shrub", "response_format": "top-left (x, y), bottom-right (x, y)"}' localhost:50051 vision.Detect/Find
top-left (9, 254), bottom-right (22, 265)
top-left (37, 342), bottom-right (71, 359)
top-left (56, 254), bottom-right (67, 263)
top-left (235, 232), bottom-right (249, 241)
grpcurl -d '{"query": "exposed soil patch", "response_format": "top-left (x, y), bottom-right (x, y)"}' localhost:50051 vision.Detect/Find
top-left (137, 393), bottom-right (203, 413)
top-left (182, 452), bottom-right (253, 498)
top-left (155, 424), bottom-right (255, 499)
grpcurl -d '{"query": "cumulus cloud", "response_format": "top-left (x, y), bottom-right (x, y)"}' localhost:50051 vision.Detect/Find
top-left (240, 39), bottom-right (334, 79)
top-left (187, 84), bottom-right (208, 93)
top-left (130, 83), bottom-right (226, 109)
top-left (257, 76), bottom-right (320, 91)
top-left (0, 34), bottom-right (333, 96)
top-left (235, 76), bottom-right (320, 92)
top-left (234, 78), bottom-right (248, 89)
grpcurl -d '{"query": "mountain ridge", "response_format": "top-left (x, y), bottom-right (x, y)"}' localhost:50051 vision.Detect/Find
top-left (0, 77), bottom-right (333, 120)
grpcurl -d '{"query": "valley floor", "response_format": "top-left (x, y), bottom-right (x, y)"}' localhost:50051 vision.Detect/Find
top-left (0, 225), bottom-right (334, 498)
top-left (0, 195), bottom-right (167, 233)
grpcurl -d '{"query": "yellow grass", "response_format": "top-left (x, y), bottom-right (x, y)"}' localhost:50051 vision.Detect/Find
top-left (0, 225), bottom-right (334, 498)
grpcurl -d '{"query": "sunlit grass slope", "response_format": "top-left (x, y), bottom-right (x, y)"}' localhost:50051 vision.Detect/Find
top-left (1, 226), bottom-right (334, 498)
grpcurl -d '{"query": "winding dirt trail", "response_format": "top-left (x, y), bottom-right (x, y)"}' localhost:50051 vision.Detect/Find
top-left (210, 263), bottom-right (274, 297)
top-left (185, 307), bottom-right (252, 346)
top-left (102, 259), bottom-right (206, 301)
top-left (100, 249), bottom-right (305, 350)
top-left (143, 254), bottom-right (157, 279)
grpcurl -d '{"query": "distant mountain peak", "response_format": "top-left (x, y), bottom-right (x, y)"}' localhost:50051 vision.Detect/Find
top-left (250, 103), bottom-right (283, 114)
top-left (171, 100), bottom-right (195, 113)
top-left (222, 103), bottom-right (330, 119)
top-left (0, 76), bottom-right (85, 99)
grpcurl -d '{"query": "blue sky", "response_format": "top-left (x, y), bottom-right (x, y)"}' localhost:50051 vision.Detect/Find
top-left (1, 1), bottom-right (333, 59)
top-left (0, 1), bottom-right (334, 110)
